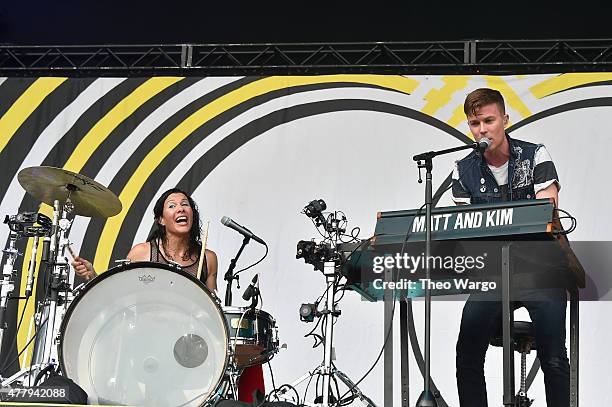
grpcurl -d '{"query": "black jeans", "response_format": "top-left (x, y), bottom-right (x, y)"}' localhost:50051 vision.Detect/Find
top-left (456, 288), bottom-right (569, 407)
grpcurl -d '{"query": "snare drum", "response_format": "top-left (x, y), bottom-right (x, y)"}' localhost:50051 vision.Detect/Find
top-left (59, 262), bottom-right (229, 407)
top-left (223, 306), bottom-right (279, 368)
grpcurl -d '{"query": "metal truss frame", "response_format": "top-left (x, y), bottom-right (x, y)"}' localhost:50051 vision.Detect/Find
top-left (1, 39), bottom-right (611, 76)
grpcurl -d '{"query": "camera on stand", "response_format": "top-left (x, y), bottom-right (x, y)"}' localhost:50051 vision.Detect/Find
top-left (295, 198), bottom-right (349, 271)
top-left (280, 199), bottom-right (376, 407)
top-left (296, 240), bottom-right (333, 272)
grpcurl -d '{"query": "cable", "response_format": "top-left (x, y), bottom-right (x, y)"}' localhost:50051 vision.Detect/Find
top-left (339, 233), bottom-right (360, 243)
top-left (310, 216), bottom-right (329, 240)
top-left (338, 237), bottom-right (372, 269)
top-left (234, 243), bottom-right (269, 275)
top-left (267, 361), bottom-right (278, 398)
top-left (302, 371), bottom-right (315, 407)
top-left (270, 384), bottom-right (300, 405)
top-left (555, 208), bottom-right (577, 235)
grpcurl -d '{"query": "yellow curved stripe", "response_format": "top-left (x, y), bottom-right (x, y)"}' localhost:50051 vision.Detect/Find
top-left (0, 78), bottom-right (67, 154)
top-left (94, 75), bottom-right (419, 271)
top-left (63, 77), bottom-right (183, 172)
top-left (484, 76), bottom-right (532, 119)
top-left (16, 204), bottom-right (52, 366)
top-left (421, 76), bottom-right (470, 116)
top-left (530, 73), bottom-right (612, 99)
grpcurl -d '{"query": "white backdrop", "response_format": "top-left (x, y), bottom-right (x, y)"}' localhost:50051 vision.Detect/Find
top-left (62, 75), bottom-right (612, 406)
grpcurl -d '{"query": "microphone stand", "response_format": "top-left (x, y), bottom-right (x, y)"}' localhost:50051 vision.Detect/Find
top-left (224, 235), bottom-right (250, 306)
top-left (413, 142), bottom-right (481, 407)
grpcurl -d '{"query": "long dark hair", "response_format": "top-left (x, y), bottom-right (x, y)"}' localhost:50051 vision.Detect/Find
top-left (146, 188), bottom-right (202, 259)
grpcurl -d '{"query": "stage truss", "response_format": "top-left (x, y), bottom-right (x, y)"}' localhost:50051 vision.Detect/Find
top-left (1, 39), bottom-right (612, 76)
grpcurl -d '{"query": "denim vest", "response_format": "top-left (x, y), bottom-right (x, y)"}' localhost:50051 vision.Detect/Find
top-left (455, 135), bottom-right (540, 204)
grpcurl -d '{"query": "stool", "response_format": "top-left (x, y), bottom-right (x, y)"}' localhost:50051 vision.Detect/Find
top-left (490, 321), bottom-right (536, 407)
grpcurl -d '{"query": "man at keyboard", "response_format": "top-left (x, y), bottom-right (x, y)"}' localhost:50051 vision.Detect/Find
top-left (452, 88), bottom-right (568, 407)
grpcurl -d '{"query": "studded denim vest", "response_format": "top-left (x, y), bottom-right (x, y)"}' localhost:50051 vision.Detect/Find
top-left (455, 135), bottom-right (540, 204)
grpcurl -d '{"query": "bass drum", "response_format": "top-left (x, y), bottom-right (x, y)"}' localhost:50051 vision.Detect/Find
top-left (59, 262), bottom-right (229, 407)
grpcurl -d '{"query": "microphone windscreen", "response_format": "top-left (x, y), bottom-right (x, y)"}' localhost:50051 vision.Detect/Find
top-left (221, 216), bottom-right (231, 226)
top-left (479, 138), bottom-right (492, 150)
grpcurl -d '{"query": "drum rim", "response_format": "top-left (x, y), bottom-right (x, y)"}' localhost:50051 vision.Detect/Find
top-left (222, 306), bottom-right (275, 320)
top-left (58, 260), bottom-right (229, 405)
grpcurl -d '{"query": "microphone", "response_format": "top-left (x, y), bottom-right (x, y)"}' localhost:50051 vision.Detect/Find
top-left (221, 216), bottom-right (266, 245)
top-left (242, 274), bottom-right (259, 301)
top-left (475, 137), bottom-right (492, 152)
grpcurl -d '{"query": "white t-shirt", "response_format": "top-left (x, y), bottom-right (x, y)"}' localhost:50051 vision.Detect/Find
top-left (488, 161), bottom-right (508, 186)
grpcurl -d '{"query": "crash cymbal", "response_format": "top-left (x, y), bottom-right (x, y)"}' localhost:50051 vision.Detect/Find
top-left (18, 166), bottom-right (122, 218)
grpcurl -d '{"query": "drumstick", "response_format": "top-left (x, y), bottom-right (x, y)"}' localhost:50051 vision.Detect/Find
top-left (197, 220), bottom-right (210, 281)
top-left (67, 243), bottom-right (77, 260)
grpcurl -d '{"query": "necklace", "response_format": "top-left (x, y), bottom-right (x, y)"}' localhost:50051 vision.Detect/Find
top-left (161, 239), bottom-right (192, 262)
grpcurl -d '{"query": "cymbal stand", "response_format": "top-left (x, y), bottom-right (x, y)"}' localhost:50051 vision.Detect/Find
top-left (36, 199), bottom-right (73, 368)
top-left (214, 363), bottom-right (242, 403)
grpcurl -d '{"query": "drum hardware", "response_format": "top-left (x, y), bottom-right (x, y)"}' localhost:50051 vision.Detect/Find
top-left (167, 259), bottom-right (185, 270)
top-left (277, 199), bottom-right (374, 407)
top-left (70, 282), bottom-right (86, 296)
top-left (114, 258), bottom-right (131, 266)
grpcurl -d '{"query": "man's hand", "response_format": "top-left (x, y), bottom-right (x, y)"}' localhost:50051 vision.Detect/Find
top-left (71, 256), bottom-right (97, 280)
top-left (535, 182), bottom-right (559, 208)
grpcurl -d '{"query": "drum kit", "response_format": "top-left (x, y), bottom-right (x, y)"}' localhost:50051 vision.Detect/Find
top-left (0, 166), bottom-right (280, 406)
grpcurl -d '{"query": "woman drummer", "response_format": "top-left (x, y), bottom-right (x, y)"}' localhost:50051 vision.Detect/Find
top-left (71, 188), bottom-right (218, 291)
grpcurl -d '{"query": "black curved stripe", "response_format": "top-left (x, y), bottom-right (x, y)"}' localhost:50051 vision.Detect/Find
top-left (0, 78), bottom-right (96, 204)
top-left (0, 77), bottom-right (37, 121)
top-left (542, 80), bottom-right (612, 96)
top-left (78, 77), bottom-right (260, 264)
top-left (111, 98), bottom-right (470, 263)
top-left (508, 97), bottom-right (612, 133)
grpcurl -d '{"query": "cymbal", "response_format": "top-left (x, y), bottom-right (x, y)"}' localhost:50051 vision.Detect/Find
top-left (18, 166), bottom-right (122, 218)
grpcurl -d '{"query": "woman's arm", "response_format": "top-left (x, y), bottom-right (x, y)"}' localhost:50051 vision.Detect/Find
top-left (205, 249), bottom-right (218, 291)
top-left (126, 242), bottom-right (151, 262)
